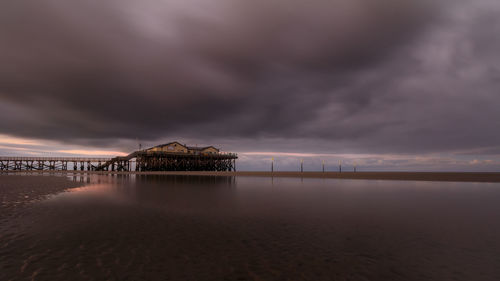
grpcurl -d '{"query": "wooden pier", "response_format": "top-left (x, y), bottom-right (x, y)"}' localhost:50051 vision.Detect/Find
top-left (0, 142), bottom-right (238, 172)
top-left (0, 157), bottom-right (112, 171)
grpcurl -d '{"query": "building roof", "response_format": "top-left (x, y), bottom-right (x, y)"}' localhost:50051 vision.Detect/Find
top-left (146, 142), bottom-right (219, 152)
top-left (148, 141), bottom-right (187, 150)
top-left (187, 146), bottom-right (218, 151)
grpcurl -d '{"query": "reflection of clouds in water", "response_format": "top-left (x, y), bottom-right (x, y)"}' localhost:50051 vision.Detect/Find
top-left (57, 175), bottom-right (500, 222)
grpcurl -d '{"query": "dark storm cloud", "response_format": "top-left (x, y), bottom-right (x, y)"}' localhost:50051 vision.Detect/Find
top-left (0, 0), bottom-right (499, 156)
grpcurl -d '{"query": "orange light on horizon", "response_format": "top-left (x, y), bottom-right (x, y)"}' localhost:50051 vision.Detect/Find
top-left (57, 150), bottom-right (127, 156)
top-left (239, 151), bottom-right (400, 159)
top-left (0, 134), bottom-right (41, 146)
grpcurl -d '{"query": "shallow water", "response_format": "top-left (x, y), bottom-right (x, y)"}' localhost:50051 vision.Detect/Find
top-left (2, 175), bottom-right (500, 280)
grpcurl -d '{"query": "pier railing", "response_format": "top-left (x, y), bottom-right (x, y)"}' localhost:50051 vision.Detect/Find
top-left (0, 157), bottom-right (111, 162)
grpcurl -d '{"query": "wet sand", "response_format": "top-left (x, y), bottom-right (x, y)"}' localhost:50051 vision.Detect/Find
top-left (2, 174), bottom-right (500, 280)
top-left (4, 171), bottom-right (500, 182)
top-left (0, 175), bottom-right (85, 280)
top-left (0, 175), bottom-right (83, 221)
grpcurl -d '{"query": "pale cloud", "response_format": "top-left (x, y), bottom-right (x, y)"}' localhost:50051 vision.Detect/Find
top-left (0, 134), bottom-right (41, 146)
top-left (0, 145), bottom-right (31, 151)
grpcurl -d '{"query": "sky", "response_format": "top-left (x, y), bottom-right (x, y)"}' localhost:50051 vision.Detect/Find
top-left (1, 0), bottom-right (500, 171)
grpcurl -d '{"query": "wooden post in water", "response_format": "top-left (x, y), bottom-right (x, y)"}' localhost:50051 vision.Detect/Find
top-left (322, 160), bottom-right (325, 172)
top-left (339, 160), bottom-right (342, 173)
top-left (300, 159), bottom-right (303, 172)
top-left (271, 157), bottom-right (274, 172)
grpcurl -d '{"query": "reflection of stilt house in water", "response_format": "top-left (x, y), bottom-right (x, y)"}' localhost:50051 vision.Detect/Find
top-left (135, 142), bottom-right (237, 171)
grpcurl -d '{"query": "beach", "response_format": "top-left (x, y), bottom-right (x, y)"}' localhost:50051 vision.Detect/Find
top-left (2, 174), bottom-right (500, 280)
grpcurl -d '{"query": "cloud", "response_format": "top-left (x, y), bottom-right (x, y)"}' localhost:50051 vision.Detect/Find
top-left (0, 0), bottom-right (499, 167)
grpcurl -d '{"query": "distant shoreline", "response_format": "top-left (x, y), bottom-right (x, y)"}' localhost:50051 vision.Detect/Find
top-left (2, 170), bottom-right (500, 183)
